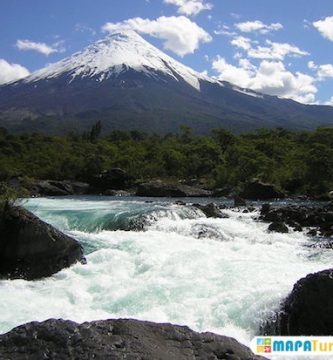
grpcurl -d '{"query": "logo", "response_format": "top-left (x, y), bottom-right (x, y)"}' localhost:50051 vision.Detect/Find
top-left (251, 337), bottom-right (333, 356)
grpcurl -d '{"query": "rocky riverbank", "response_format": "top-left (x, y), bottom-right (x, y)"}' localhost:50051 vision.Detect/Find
top-left (0, 318), bottom-right (265, 360)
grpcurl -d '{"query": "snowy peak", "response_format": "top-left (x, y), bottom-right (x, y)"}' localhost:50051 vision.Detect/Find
top-left (25, 30), bottom-right (214, 91)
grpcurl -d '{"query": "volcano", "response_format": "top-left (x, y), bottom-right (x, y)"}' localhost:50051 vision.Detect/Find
top-left (0, 30), bottom-right (332, 134)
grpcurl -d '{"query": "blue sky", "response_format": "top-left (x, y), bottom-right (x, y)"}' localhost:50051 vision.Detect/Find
top-left (1, 0), bottom-right (333, 104)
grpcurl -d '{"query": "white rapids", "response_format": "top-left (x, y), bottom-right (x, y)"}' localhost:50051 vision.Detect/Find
top-left (0, 197), bottom-right (331, 351)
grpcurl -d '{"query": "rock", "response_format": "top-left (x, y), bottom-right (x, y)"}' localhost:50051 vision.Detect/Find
top-left (268, 222), bottom-right (289, 233)
top-left (136, 180), bottom-right (212, 197)
top-left (263, 269), bottom-right (333, 335)
top-left (234, 195), bottom-right (247, 207)
top-left (0, 318), bottom-right (265, 360)
top-left (259, 204), bottom-right (333, 237)
top-left (212, 187), bottom-right (233, 197)
top-left (103, 189), bottom-right (132, 196)
top-left (261, 203), bottom-right (271, 215)
top-left (0, 203), bottom-right (85, 280)
top-left (35, 180), bottom-right (89, 196)
top-left (91, 168), bottom-right (133, 190)
top-left (175, 200), bottom-right (186, 205)
top-left (240, 180), bottom-right (285, 200)
top-left (193, 203), bottom-right (229, 218)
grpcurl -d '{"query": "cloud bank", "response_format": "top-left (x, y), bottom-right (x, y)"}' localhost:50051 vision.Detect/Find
top-left (102, 16), bottom-right (212, 56)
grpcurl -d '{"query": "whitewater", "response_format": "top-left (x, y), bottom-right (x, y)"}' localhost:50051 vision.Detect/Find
top-left (1, 196), bottom-right (332, 349)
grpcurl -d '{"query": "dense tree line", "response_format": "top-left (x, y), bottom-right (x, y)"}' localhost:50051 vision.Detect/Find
top-left (0, 126), bottom-right (332, 196)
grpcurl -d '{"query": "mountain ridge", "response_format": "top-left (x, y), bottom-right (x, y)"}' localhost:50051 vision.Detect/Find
top-left (0, 30), bottom-right (332, 134)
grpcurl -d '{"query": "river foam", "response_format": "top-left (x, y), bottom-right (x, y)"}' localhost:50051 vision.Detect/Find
top-left (1, 197), bottom-right (332, 349)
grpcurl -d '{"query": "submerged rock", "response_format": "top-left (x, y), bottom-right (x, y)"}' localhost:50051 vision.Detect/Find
top-left (0, 318), bottom-right (265, 360)
top-left (0, 203), bottom-right (85, 280)
top-left (240, 180), bottom-right (285, 200)
top-left (263, 269), bottom-right (333, 335)
top-left (136, 180), bottom-right (212, 197)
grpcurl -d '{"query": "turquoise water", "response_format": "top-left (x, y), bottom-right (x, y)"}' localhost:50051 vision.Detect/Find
top-left (0, 196), bottom-right (332, 349)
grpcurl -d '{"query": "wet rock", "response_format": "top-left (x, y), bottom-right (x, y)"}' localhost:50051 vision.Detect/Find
top-left (126, 214), bottom-right (157, 231)
top-left (240, 180), bottom-right (285, 200)
top-left (0, 203), bottom-right (85, 280)
top-left (174, 200), bottom-right (186, 205)
top-left (136, 180), bottom-right (212, 197)
top-left (0, 318), bottom-right (265, 360)
top-left (233, 195), bottom-right (247, 207)
top-left (263, 269), bottom-right (333, 335)
top-left (193, 203), bottom-right (229, 218)
top-left (268, 222), bottom-right (289, 233)
top-left (261, 204), bottom-right (271, 215)
top-left (259, 203), bottom-right (333, 237)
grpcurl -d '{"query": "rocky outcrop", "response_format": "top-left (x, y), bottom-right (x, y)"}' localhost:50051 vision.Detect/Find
top-left (35, 180), bottom-right (89, 196)
top-left (259, 203), bottom-right (333, 237)
top-left (240, 180), bottom-right (285, 200)
top-left (0, 318), bottom-right (265, 360)
top-left (136, 180), bottom-right (212, 197)
top-left (0, 203), bottom-right (85, 280)
top-left (193, 203), bottom-right (229, 218)
top-left (263, 269), bottom-right (333, 335)
top-left (90, 168), bottom-right (133, 191)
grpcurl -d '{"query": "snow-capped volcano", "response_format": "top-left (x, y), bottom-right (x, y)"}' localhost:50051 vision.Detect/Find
top-left (1, 30), bottom-right (333, 134)
top-left (26, 30), bottom-right (215, 91)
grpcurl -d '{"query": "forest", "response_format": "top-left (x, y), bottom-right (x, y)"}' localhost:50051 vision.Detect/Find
top-left (0, 125), bottom-right (332, 197)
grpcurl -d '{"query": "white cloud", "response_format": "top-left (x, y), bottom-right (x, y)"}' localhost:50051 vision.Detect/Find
top-left (230, 37), bottom-right (309, 61)
top-left (212, 57), bottom-right (317, 104)
top-left (0, 59), bottom-right (30, 85)
top-left (231, 36), bottom-right (252, 50)
top-left (247, 40), bottom-right (308, 60)
top-left (235, 20), bottom-right (283, 34)
top-left (102, 16), bottom-right (212, 57)
top-left (16, 39), bottom-right (64, 56)
top-left (324, 96), bottom-right (333, 106)
top-left (163, 0), bottom-right (213, 16)
top-left (313, 16), bottom-right (333, 41)
top-left (307, 61), bottom-right (333, 80)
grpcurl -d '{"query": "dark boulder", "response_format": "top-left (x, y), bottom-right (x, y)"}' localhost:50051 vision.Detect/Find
top-left (0, 318), bottom-right (266, 360)
top-left (136, 180), bottom-right (212, 197)
top-left (240, 180), bottom-right (285, 200)
top-left (193, 203), bottom-right (229, 218)
top-left (263, 269), bottom-right (333, 335)
top-left (233, 195), bottom-right (247, 207)
top-left (91, 168), bottom-right (133, 190)
top-left (0, 203), bottom-right (85, 280)
top-left (268, 222), bottom-right (289, 233)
